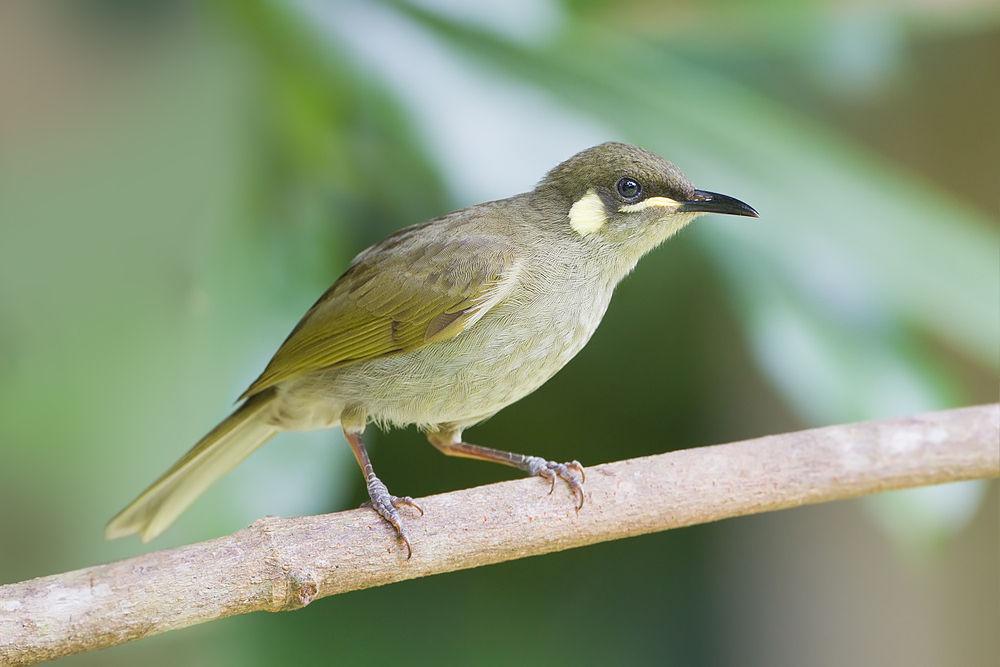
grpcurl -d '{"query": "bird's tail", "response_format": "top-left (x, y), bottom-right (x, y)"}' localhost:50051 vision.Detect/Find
top-left (105, 390), bottom-right (278, 543)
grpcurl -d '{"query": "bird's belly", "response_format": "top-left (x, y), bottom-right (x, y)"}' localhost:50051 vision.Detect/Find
top-left (304, 293), bottom-right (610, 429)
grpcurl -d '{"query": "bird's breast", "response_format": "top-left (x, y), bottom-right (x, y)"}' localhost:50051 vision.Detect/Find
top-left (305, 273), bottom-right (615, 430)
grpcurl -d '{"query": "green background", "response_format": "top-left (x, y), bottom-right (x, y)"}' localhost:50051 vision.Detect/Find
top-left (1, 0), bottom-right (997, 664)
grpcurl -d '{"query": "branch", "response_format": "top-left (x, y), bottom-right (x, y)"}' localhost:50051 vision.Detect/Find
top-left (2, 405), bottom-right (998, 664)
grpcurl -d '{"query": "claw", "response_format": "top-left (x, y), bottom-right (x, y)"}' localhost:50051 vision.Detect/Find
top-left (527, 459), bottom-right (587, 510)
top-left (570, 483), bottom-right (585, 510)
top-left (381, 512), bottom-right (414, 560)
top-left (363, 475), bottom-right (422, 559)
top-left (555, 464), bottom-right (585, 510)
top-left (397, 530), bottom-right (413, 560)
top-left (380, 511), bottom-right (413, 560)
top-left (392, 496), bottom-right (424, 517)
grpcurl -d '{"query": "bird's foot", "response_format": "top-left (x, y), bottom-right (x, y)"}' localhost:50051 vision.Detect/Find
top-left (361, 476), bottom-right (423, 559)
top-left (524, 457), bottom-right (586, 510)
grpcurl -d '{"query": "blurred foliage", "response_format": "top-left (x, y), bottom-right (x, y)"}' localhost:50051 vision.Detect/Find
top-left (0, 0), bottom-right (996, 665)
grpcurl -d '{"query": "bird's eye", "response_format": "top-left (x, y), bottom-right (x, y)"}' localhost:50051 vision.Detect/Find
top-left (616, 177), bottom-right (642, 202)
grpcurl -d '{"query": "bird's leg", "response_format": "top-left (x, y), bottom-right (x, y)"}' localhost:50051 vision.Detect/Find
top-left (343, 429), bottom-right (423, 559)
top-left (426, 430), bottom-right (586, 510)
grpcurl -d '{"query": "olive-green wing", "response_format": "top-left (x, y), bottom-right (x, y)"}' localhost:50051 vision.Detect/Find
top-left (241, 234), bottom-right (521, 399)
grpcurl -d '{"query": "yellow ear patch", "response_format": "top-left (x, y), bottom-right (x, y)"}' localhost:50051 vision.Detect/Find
top-left (568, 189), bottom-right (607, 236)
top-left (618, 196), bottom-right (681, 213)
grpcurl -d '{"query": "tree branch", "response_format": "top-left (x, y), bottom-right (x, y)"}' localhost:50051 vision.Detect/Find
top-left (2, 405), bottom-right (998, 664)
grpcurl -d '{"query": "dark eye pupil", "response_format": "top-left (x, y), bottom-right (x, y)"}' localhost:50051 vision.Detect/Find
top-left (617, 177), bottom-right (641, 200)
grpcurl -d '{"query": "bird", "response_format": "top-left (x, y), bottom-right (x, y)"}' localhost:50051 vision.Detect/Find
top-left (106, 142), bottom-right (757, 557)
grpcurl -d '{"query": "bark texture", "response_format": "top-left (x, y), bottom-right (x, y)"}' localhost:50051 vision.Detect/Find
top-left (2, 404), bottom-right (997, 664)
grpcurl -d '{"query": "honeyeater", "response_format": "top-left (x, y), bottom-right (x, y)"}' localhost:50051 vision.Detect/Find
top-left (106, 142), bottom-right (757, 556)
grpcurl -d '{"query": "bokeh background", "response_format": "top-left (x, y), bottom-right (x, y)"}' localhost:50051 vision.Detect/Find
top-left (1, 0), bottom-right (997, 665)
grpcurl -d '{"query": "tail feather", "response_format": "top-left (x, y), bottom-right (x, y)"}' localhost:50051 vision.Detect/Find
top-left (106, 391), bottom-right (277, 542)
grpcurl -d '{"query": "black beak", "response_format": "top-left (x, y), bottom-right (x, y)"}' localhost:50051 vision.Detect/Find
top-left (680, 189), bottom-right (758, 218)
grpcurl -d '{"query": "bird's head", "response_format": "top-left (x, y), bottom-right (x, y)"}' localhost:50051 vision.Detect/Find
top-left (533, 142), bottom-right (756, 264)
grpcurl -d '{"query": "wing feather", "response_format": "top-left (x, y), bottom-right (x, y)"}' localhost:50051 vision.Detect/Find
top-left (240, 234), bottom-right (521, 399)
